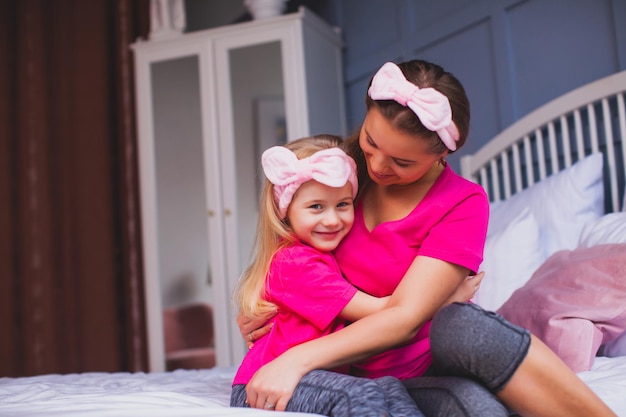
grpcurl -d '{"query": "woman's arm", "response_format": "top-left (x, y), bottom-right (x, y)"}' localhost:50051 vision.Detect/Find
top-left (245, 256), bottom-right (468, 411)
top-left (237, 310), bottom-right (277, 349)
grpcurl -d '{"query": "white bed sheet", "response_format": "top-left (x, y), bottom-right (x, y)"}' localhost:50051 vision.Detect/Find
top-left (1, 357), bottom-right (625, 416)
top-left (578, 356), bottom-right (626, 416)
top-left (0, 366), bottom-right (319, 417)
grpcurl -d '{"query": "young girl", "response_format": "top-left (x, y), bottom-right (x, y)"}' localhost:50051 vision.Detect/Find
top-left (230, 134), bottom-right (426, 416)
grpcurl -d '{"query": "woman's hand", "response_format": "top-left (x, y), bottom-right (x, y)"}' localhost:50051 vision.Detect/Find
top-left (237, 308), bottom-right (277, 348)
top-left (245, 352), bottom-right (307, 411)
top-left (444, 271), bottom-right (484, 306)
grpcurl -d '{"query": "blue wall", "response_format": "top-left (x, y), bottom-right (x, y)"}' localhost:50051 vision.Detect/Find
top-left (317, 0), bottom-right (626, 171)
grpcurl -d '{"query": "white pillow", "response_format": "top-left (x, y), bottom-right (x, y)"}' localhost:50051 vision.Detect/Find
top-left (578, 212), bottom-right (626, 247)
top-left (488, 153), bottom-right (605, 259)
top-left (475, 207), bottom-right (544, 311)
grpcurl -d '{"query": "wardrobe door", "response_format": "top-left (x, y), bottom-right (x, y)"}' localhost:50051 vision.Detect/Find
top-left (151, 56), bottom-right (212, 312)
top-left (213, 35), bottom-right (289, 365)
top-left (135, 45), bottom-right (220, 371)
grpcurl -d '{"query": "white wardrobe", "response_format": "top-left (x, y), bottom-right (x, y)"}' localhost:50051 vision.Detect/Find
top-left (132, 7), bottom-right (347, 371)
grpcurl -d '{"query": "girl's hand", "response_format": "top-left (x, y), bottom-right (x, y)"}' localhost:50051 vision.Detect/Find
top-left (237, 309), bottom-right (278, 348)
top-left (245, 353), bottom-right (306, 411)
top-left (444, 271), bottom-right (484, 305)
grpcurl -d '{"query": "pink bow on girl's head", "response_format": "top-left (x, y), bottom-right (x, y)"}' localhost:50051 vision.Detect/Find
top-left (262, 146), bottom-right (358, 218)
top-left (368, 62), bottom-right (460, 151)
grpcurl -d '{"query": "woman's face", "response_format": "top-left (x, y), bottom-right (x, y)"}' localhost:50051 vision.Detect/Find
top-left (359, 106), bottom-right (444, 187)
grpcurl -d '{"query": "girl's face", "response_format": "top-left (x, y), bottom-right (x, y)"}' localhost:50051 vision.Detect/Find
top-left (286, 181), bottom-right (354, 252)
top-left (359, 107), bottom-right (445, 187)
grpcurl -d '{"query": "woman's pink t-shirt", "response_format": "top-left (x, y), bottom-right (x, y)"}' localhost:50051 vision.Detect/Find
top-left (333, 165), bottom-right (489, 380)
top-left (233, 242), bottom-right (357, 385)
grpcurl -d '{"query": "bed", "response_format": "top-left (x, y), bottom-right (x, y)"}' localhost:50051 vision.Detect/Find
top-left (2, 71), bottom-right (626, 416)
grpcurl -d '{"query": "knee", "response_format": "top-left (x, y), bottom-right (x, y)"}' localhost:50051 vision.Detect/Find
top-left (430, 303), bottom-right (531, 391)
top-left (431, 303), bottom-right (485, 353)
top-left (430, 302), bottom-right (510, 368)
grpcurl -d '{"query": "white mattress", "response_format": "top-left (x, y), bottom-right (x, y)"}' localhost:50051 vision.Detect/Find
top-left (1, 356), bottom-right (625, 416)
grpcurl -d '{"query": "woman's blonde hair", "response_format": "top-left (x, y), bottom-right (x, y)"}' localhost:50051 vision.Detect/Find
top-left (235, 134), bottom-right (345, 318)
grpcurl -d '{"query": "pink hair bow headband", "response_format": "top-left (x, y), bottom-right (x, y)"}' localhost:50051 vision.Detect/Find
top-left (368, 62), bottom-right (460, 151)
top-left (262, 146), bottom-right (358, 218)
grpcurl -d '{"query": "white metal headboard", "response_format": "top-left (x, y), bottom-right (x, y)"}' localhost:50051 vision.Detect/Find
top-left (461, 70), bottom-right (626, 213)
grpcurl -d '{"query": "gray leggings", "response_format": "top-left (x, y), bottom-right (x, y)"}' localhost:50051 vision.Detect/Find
top-left (232, 371), bottom-right (423, 416)
top-left (231, 303), bottom-right (530, 417)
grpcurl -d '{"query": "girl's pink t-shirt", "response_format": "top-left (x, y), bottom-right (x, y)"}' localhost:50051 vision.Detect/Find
top-left (233, 242), bottom-right (357, 385)
top-left (333, 165), bottom-right (489, 380)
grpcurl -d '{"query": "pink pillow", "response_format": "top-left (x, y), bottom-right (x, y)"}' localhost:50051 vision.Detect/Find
top-left (497, 243), bottom-right (626, 372)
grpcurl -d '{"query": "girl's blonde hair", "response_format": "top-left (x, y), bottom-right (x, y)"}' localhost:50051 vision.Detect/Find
top-left (235, 134), bottom-right (345, 318)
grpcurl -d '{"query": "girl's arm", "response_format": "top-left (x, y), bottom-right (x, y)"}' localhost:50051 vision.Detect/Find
top-left (237, 288), bottom-right (391, 349)
top-left (245, 255), bottom-right (468, 411)
top-left (445, 271), bottom-right (484, 305)
top-left (237, 270), bottom-right (481, 343)
top-left (340, 291), bottom-right (390, 322)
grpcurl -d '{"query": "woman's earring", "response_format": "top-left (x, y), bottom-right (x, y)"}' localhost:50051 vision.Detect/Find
top-left (439, 157), bottom-right (447, 166)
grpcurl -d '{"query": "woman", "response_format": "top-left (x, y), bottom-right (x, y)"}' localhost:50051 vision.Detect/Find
top-left (239, 60), bottom-right (616, 417)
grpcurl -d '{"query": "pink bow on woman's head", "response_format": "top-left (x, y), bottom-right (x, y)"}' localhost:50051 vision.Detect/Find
top-left (368, 62), bottom-right (460, 151)
top-left (262, 146), bottom-right (358, 218)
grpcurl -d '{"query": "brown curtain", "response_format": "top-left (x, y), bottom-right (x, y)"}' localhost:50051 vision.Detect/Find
top-left (0, 0), bottom-right (150, 377)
